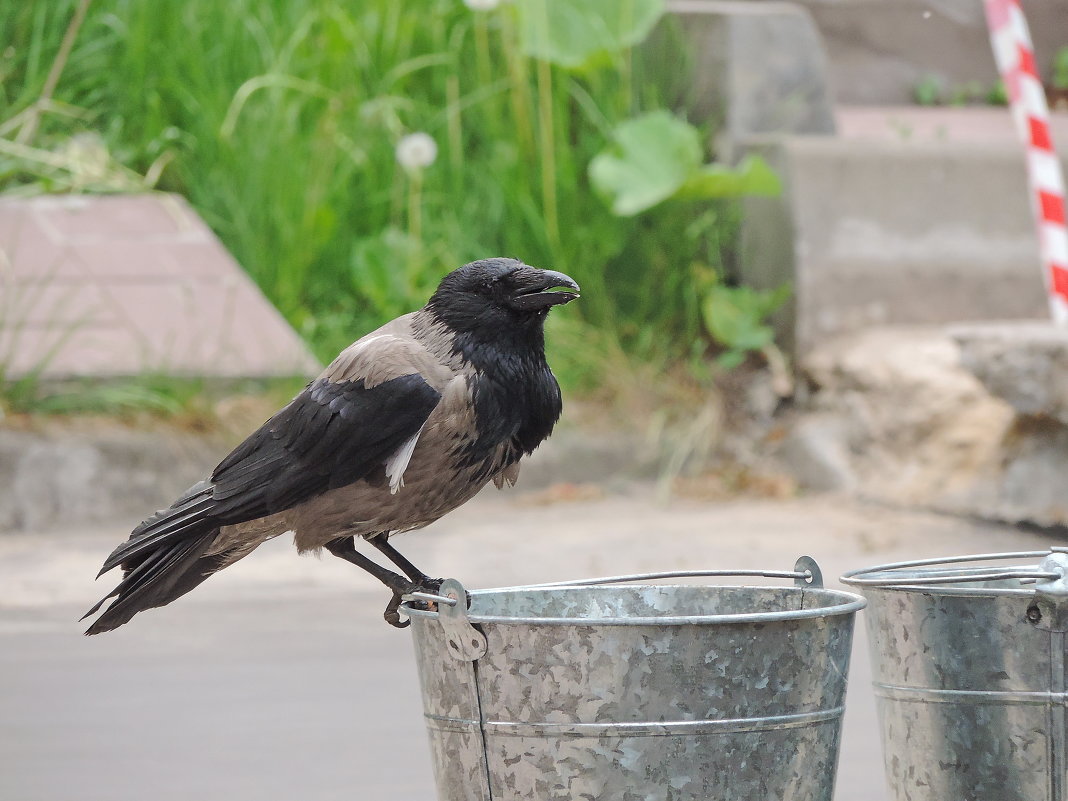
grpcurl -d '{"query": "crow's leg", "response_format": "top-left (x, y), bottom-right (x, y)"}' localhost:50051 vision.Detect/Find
top-left (368, 535), bottom-right (446, 624)
top-left (368, 535), bottom-right (441, 590)
top-left (324, 537), bottom-right (416, 628)
top-left (324, 536), bottom-right (411, 593)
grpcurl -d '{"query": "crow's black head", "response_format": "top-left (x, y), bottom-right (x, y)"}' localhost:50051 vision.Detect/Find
top-left (425, 258), bottom-right (580, 342)
top-left (423, 258), bottom-right (576, 454)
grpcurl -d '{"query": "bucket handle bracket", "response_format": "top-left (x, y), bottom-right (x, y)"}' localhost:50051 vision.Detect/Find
top-left (794, 556), bottom-right (823, 589)
top-left (1029, 553), bottom-right (1068, 632)
top-left (435, 578), bottom-right (488, 662)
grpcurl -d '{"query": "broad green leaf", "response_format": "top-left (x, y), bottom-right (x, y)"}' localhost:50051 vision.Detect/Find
top-left (714, 349), bottom-right (747, 370)
top-left (754, 282), bottom-right (792, 318)
top-left (517, 0), bottom-right (664, 69)
top-left (589, 111), bottom-right (701, 216)
top-left (701, 283), bottom-right (790, 353)
top-left (676, 155), bottom-right (781, 200)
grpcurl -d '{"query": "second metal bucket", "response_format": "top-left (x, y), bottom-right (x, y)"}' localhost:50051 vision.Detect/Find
top-left (843, 549), bottom-right (1068, 801)
top-left (402, 559), bottom-right (865, 800)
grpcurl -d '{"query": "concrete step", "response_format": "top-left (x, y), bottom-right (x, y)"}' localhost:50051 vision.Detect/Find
top-left (667, 3), bottom-right (1068, 357)
top-left (738, 108), bottom-right (1068, 355)
top-left (836, 105), bottom-right (1068, 145)
top-left (754, 0), bottom-right (1068, 105)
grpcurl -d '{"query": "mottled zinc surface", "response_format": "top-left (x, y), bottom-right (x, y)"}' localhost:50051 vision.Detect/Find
top-left (0, 194), bottom-right (319, 379)
top-left (409, 583), bottom-right (860, 801)
top-left (861, 579), bottom-right (1060, 801)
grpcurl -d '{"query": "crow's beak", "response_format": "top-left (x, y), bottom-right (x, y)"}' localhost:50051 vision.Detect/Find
top-left (510, 269), bottom-right (581, 310)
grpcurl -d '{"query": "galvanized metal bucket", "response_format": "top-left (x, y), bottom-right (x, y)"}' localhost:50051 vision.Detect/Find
top-left (843, 549), bottom-right (1068, 801)
top-left (401, 558), bottom-right (865, 801)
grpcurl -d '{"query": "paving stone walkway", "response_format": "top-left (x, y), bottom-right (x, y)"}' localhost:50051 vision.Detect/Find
top-left (0, 193), bottom-right (318, 379)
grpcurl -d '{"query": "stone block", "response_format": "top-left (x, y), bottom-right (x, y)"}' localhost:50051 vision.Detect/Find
top-left (958, 417), bottom-right (1068, 528)
top-left (789, 324), bottom-right (1068, 528)
top-left (952, 321), bottom-right (1068, 426)
top-left (663, 1), bottom-right (836, 153)
top-left (792, 326), bottom-right (1015, 507)
top-left (774, 414), bottom-right (856, 492)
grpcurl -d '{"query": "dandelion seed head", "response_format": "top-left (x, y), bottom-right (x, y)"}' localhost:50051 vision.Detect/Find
top-left (395, 132), bottom-right (438, 171)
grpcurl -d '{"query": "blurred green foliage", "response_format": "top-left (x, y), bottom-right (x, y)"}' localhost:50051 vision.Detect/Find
top-left (1053, 46), bottom-right (1068, 90)
top-left (589, 112), bottom-right (779, 216)
top-left (911, 73), bottom-right (1008, 107)
top-left (699, 279), bottom-right (791, 370)
top-left (1, 0), bottom-right (783, 394)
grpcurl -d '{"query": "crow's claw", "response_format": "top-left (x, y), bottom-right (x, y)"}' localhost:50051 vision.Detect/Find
top-left (382, 577), bottom-right (451, 628)
top-left (384, 591), bottom-right (411, 628)
top-left (381, 576), bottom-right (456, 628)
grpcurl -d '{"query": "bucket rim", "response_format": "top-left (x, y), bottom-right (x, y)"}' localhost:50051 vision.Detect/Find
top-left (402, 582), bottom-right (866, 626)
top-left (841, 549), bottom-right (1067, 595)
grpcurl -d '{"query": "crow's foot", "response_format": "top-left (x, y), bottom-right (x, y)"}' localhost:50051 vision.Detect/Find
top-left (383, 577), bottom-right (447, 628)
top-left (419, 576), bottom-right (445, 596)
top-left (384, 591), bottom-right (410, 628)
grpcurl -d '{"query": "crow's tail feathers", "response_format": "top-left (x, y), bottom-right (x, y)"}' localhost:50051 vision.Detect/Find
top-left (82, 481), bottom-right (230, 635)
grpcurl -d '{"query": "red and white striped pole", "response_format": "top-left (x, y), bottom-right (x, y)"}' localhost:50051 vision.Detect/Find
top-left (984, 0), bottom-right (1068, 325)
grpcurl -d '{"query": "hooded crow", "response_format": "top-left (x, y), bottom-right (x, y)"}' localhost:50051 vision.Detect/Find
top-left (83, 258), bottom-right (579, 634)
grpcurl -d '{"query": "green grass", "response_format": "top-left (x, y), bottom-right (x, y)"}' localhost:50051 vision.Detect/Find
top-left (0, 372), bottom-right (309, 429)
top-left (1, 0), bottom-right (745, 392)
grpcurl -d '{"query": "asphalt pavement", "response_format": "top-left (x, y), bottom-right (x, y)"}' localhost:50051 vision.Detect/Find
top-left (0, 486), bottom-right (1054, 800)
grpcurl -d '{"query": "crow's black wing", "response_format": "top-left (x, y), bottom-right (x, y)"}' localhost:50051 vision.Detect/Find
top-left (211, 373), bottom-right (440, 518)
top-left (96, 373), bottom-right (440, 576)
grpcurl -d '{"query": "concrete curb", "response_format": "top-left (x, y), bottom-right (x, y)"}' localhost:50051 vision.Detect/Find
top-left (0, 425), bottom-right (222, 532)
top-left (0, 423), bottom-right (661, 534)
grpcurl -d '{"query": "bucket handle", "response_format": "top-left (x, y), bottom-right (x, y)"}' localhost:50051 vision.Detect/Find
top-left (505, 556), bottom-right (823, 591)
top-left (843, 568), bottom-right (1061, 587)
top-left (404, 556), bottom-right (824, 609)
top-left (841, 548), bottom-right (1068, 587)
